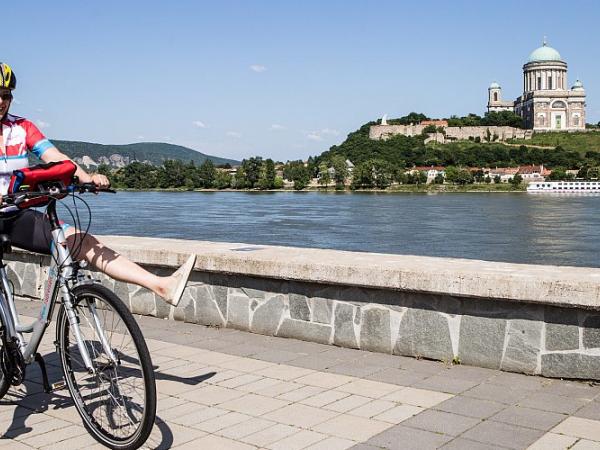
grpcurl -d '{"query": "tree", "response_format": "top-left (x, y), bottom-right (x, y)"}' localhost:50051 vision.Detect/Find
top-left (213, 170), bottom-right (232, 189)
top-left (331, 156), bottom-right (348, 187)
top-left (484, 175), bottom-right (492, 184)
top-left (257, 159), bottom-right (276, 190)
top-left (199, 159), bottom-right (216, 188)
top-left (474, 169), bottom-right (485, 183)
top-left (494, 175), bottom-right (501, 184)
top-left (372, 159), bottom-right (393, 189)
top-left (510, 173), bottom-right (523, 188)
top-left (318, 162), bottom-right (331, 188)
top-left (351, 161), bottom-right (374, 189)
top-left (232, 166), bottom-right (247, 189)
top-left (241, 157), bottom-right (263, 188)
top-left (434, 173), bottom-right (445, 184)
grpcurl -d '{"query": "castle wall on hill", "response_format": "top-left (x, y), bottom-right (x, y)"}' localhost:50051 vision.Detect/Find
top-left (369, 124), bottom-right (533, 143)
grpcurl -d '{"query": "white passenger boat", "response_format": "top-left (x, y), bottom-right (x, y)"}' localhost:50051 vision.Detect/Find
top-left (527, 181), bottom-right (600, 193)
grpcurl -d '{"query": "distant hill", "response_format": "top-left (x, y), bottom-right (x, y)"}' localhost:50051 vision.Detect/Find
top-left (52, 140), bottom-right (240, 168)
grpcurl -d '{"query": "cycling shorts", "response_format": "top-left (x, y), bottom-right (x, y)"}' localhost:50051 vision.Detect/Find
top-left (0, 210), bottom-right (72, 255)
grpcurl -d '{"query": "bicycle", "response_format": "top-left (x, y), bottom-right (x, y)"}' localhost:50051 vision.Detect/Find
top-left (0, 182), bottom-right (156, 449)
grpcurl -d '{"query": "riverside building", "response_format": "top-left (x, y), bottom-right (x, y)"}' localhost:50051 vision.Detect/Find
top-left (487, 39), bottom-right (586, 131)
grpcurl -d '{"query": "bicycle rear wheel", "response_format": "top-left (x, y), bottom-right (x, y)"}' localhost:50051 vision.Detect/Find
top-left (56, 284), bottom-right (156, 450)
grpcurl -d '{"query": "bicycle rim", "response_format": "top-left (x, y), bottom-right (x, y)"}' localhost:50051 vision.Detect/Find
top-left (57, 285), bottom-right (155, 449)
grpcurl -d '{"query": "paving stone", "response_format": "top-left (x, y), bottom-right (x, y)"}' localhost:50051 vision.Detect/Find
top-left (295, 371), bottom-right (354, 389)
top-left (575, 400), bottom-right (600, 420)
top-left (434, 395), bottom-right (506, 419)
top-left (401, 409), bottom-right (480, 436)
top-left (528, 432), bottom-right (578, 450)
top-left (440, 437), bottom-right (509, 449)
top-left (572, 439), bottom-right (600, 450)
top-left (461, 420), bottom-right (545, 449)
top-left (267, 429), bottom-right (326, 450)
top-left (286, 354), bottom-right (337, 371)
top-left (374, 404), bottom-right (423, 424)
top-left (313, 414), bottom-right (390, 441)
top-left (365, 424), bottom-right (453, 449)
top-left (490, 405), bottom-right (567, 430)
top-left (324, 394), bottom-right (372, 413)
top-left (336, 378), bottom-right (402, 399)
top-left (551, 417), bottom-right (600, 441)
top-left (488, 371), bottom-right (550, 391)
top-left (541, 380), bottom-right (600, 401)
top-left (348, 399), bottom-right (396, 418)
top-left (263, 403), bottom-right (338, 428)
top-left (177, 433), bottom-right (255, 450)
top-left (441, 365), bottom-right (498, 383)
top-left (194, 411), bottom-right (252, 433)
top-left (412, 374), bottom-right (480, 394)
top-left (325, 362), bottom-right (385, 378)
top-left (382, 387), bottom-right (453, 408)
top-left (242, 423), bottom-right (300, 447)
top-left (395, 308), bottom-right (454, 361)
top-left (463, 383), bottom-right (535, 405)
top-left (218, 393), bottom-right (289, 416)
top-left (300, 389), bottom-right (350, 408)
top-left (305, 436), bottom-right (355, 450)
top-left (519, 391), bottom-right (589, 415)
top-left (364, 367), bottom-right (428, 386)
top-left (251, 349), bottom-right (300, 363)
top-left (217, 417), bottom-right (275, 440)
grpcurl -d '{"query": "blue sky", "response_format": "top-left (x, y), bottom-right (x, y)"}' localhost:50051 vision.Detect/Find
top-left (6, 0), bottom-right (599, 161)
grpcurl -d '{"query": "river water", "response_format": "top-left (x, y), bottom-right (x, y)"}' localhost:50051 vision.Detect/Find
top-left (68, 191), bottom-right (600, 268)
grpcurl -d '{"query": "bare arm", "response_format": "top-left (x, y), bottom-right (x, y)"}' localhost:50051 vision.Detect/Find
top-left (40, 147), bottom-right (109, 187)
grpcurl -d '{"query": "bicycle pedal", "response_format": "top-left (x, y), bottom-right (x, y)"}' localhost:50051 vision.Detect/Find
top-left (50, 380), bottom-right (66, 391)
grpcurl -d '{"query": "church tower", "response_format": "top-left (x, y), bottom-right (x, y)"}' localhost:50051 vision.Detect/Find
top-left (487, 82), bottom-right (514, 113)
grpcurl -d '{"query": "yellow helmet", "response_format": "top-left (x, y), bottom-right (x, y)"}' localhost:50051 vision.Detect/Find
top-left (0, 63), bottom-right (16, 90)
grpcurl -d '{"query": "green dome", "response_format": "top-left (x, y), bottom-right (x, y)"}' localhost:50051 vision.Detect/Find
top-left (527, 42), bottom-right (562, 63)
top-left (489, 82), bottom-right (501, 89)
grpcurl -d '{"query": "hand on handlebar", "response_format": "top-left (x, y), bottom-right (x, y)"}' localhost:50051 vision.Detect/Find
top-left (91, 174), bottom-right (110, 189)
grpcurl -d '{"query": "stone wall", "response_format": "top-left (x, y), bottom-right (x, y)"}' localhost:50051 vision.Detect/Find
top-left (369, 124), bottom-right (532, 143)
top-left (6, 237), bottom-right (600, 380)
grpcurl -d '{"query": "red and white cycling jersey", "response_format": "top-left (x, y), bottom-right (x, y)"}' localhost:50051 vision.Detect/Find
top-left (0, 114), bottom-right (53, 194)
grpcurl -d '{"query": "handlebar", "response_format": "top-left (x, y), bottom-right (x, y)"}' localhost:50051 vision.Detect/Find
top-left (0, 183), bottom-right (116, 213)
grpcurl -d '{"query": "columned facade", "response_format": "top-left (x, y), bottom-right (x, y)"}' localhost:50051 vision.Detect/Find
top-left (487, 40), bottom-right (587, 131)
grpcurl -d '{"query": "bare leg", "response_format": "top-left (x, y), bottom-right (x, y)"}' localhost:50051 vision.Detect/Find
top-left (65, 229), bottom-right (177, 300)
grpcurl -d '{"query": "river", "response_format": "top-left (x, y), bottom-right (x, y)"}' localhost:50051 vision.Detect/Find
top-left (66, 191), bottom-right (600, 268)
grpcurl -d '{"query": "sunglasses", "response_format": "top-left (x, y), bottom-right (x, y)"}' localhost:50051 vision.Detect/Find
top-left (0, 92), bottom-right (13, 101)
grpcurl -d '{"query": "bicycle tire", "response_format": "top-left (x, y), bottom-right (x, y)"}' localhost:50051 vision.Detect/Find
top-left (56, 284), bottom-right (156, 450)
top-left (0, 312), bottom-right (10, 401)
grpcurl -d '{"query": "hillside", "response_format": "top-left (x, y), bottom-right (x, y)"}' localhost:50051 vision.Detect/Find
top-left (508, 131), bottom-right (600, 154)
top-left (52, 140), bottom-right (239, 168)
top-left (315, 119), bottom-right (600, 169)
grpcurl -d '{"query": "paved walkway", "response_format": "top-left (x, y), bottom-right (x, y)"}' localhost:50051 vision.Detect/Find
top-left (1, 300), bottom-right (599, 449)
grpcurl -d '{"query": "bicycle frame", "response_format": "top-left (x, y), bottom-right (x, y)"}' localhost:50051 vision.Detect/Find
top-left (0, 198), bottom-right (117, 376)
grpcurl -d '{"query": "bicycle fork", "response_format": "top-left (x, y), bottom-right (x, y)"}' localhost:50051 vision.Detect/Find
top-left (51, 227), bottom-right (118, 375)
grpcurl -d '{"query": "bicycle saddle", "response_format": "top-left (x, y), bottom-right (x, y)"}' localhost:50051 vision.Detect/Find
top-left (0, 235), bottom-right (12, 254)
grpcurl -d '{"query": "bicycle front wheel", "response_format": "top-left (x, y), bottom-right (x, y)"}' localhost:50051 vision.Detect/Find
top-left (56, 284), bottom-right (156, 450)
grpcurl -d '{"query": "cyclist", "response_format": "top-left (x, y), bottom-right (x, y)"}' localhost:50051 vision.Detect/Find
top-left (0, 62), bottom-right (194, 307)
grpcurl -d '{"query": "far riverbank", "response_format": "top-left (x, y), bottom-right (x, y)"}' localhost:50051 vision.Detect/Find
top-left (115, 183), bottom-right (526, 194)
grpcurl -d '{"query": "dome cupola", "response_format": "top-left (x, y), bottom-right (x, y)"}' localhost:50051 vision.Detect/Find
top-left (527, 39), bottom-right (563, 63)
top-left (572, 79), bottom-right (584, 90)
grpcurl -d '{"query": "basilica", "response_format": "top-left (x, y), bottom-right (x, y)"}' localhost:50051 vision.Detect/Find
top-left (487, 40), bottom-right (586, 131)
